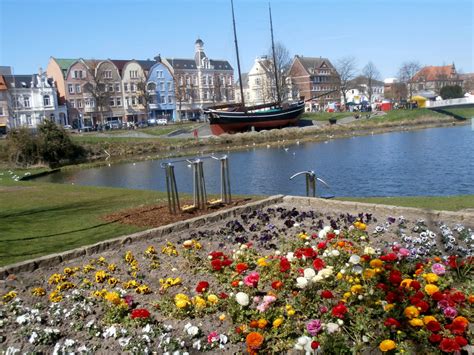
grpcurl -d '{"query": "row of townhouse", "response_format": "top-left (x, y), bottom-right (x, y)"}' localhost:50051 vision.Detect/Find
top-left (45, 39), bottom-right (235, 128)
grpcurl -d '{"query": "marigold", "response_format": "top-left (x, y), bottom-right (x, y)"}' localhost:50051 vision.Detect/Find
top-left (257, 319), bottom-right (268, 329)
top-left (423, 315), bottom-right (437, 324)
top-left (379, 339), bottom-right (396, 352)
top-left (409, 318), bottom-right (424, 327)
top-left (246, 332), bottom-right (264, 350)
top-left (422, 273), bottom-right (439, 284)
top-left (425, 284), bottom-right (439, 296)
top-left (273, 318), bottom-right (283, 328)
top-left (370, 259), bottom-right (383, 268)
top-left (105, 291), bottom-right (121, 305)
top-left (404, 306), bottom-right (420, 319)
top-left (468, 295), bottom-right (474, 304)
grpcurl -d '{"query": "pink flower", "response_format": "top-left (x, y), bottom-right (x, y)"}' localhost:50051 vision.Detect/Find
top-left (256, 295), bottom-right (277, 312)
top-left (207, 331), bottom-right (219, 343)
top-left (443, 306), bottom-right (458, 319)
top-left (431, 263), bottom-right (446, 275)
top-left (320, 306), bottom-right (328, 314)
top-left (244, 272), bottom-right (260, 287)
top-left (398, 248), bottom-right (410, 257)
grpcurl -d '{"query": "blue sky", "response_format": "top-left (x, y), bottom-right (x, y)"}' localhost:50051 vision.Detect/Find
top-left (0, 0), bottom-right (472, 79)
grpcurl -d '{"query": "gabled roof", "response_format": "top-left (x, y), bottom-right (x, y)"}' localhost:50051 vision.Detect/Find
top-left (54, 58), bottom-right (77, 71)
top-left (210, 60), bottom-right (232, 70)
top-left (166, 58), bottom-right (198, 70)
top-left (295, 56), bottom-right (335, 74)
top-left (235, 73), bottom-right (249, 89)
top-left (136, 60), bottom-right (156, 71)
top-left (0, 76), bottom-right (7, 91)
top-left (110, 59), bottom-right (130, 75)
top-left (3, 75), bottom-right (37, 89)
top-left (412, 65), bottom-right (456, 81)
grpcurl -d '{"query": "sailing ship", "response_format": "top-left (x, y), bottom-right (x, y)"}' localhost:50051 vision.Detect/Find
top-left (205, 0), bottom-right (305, 135)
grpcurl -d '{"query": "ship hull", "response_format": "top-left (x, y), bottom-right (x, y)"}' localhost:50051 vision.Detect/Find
top-left (207, 101), bottom-right (305, 135)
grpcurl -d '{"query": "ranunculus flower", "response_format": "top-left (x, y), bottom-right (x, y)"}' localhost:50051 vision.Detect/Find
top-left (246, 332), bottom-right (264, 351)
top-left (321, 290), bottom-right (333, 299)
top-left (431, 263), bottom-right (446, 275)
top-left (296, 277), bottom-right (308, 289)
top-left (404, 306), bottom-right (420, 319)
top-left (236, 263), bottom-right (248, 274)
top-left (271, 280), bottom-right (283, 290)
top-left (379, 339), bottom-right (396, 352)
top-left (443, 306), bottom-right (458, 319)
top-left (427, 321), bottom-right (442, 332)
top-left (380, 253), bottom-right (398, 262)
top-left (425, 284), bottom-right (440, 296)
top-left (211, 259), bottom-right (222, 271)
top-left (384, 318), bottom-right (401, 329)
top-left (303, 268), bottom-right (316, 280)
top-left (429, 333), bottom-right (443, 343)
top-left (207, 331), bottom-right (219, 343)
top-left (439, 337), bottom-right (461, 352)
top-left (332, 303), bottom-right (348, 319)
top-left (235, 292), bottom-right (249, 306)
top-left (306, 319), bottom-right (322, 336)
top-left (131, 308), bottom-right (150, 319)
top-left (313, 258), bottom-right (325, 270)
top-left (348, 255), bottom-right (361, 264)
top-left (244, 272), bottom-right (260, 287)
top-left (196, 281), bottom-right (209, 293)
top-left (280, 258), bottom-right (291, 272)
top-left (423, 273), bottom-right (439, 284)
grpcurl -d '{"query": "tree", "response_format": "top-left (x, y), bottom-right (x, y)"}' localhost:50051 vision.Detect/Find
top-left (83, 60), bottom-right (112, 125)
top-left (440, 85), bottom-right (464, 99)
top-left (398, 61), bottom-right (421, 100)
top-left (174, 75), bottom-right (186, 120)
top-left (212, 73), bottom-right (224, 103)
top-left (335, 56), bottom-right (358, 105)
top-left (136, 75), bottom-right (154, 121)
top-left (266, 41), bottom-right (292, 102)
top-left (362, 61), bottom-right (381, 102)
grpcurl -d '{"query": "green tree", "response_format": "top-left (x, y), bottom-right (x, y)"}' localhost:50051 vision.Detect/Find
top-left (6, 127), bottom-right (40, 167)
top-left (440, 85), bottom-right (464, 99)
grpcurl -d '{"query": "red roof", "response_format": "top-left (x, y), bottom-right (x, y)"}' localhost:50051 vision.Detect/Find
top-left (413, 65), bottom-right (455, 81)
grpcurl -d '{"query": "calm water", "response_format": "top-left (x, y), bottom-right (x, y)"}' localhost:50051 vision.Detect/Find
top-left (36, 125), bottom-right (474, 197)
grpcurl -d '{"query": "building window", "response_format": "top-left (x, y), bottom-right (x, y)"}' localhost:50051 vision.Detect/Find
top-left (0, 107), bottom-right (3, 116)
top-left (26, 114), bottom-right (32, 125)
top-left (43, 95), bottom-right (51, 106)
top-left (131, 96), bottom-right (136, 105)
top-left (103, 70), bottom-right (112, 79)
top-left (147, 82), bottom-right (156, 91)
top-left (70, 100), bottom-right (75, 108)
top-left (73, 70), bottom-right (83, 79)
top-left (109, 97), bottom-right (115, 106)
top-left (157, 70), bottom-right (163, 78)
top-left (115, 84), bottom-right (120, 92)
top-left (124, 83), bottom-right (129, 92)
top-left (23, 96), bottom-right (30, 108)
top-left (193, 76), bottom-right (197, 85)
top-left (116, 97), bottom-right (122, 106)
top-left (125, 97), bottom-right (129, 106)
top-left (68, 84), bottom-right (74, 94)
top-left (168, 95), bottom-right (172, 104)
top-left (75, 84), bottom-right (81, 93)
top-left (132, 84), bottom-right (137, 92)
top-left (77, 99), bottom-right (83, 108)
top-left (160, 82), bottom-right (165, 91)
top-left (179, 77), bottom-right (183, 85)
top-left (130, 70), bottom-right (138, 78)
top-left (108, 84), bottom-right (114, 92)
top-left (167, 82), bottom-right (172, 91)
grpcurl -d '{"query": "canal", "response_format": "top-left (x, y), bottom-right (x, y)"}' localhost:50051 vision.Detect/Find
top-left (36, 125), bottom-right (474, 197)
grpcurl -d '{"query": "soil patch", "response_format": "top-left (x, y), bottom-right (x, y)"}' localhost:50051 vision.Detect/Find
top-left (102, 198), bottom-right (256, 228)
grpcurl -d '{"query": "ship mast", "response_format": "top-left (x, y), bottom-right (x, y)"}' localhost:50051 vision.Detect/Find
top-left (269, 3), bottom-right (281, 104)
top-left (230, 0), bottom-right (246, 109)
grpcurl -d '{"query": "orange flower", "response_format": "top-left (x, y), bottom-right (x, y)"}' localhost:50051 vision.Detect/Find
top-left (337, 241), bottom-right (346, 247)
top-left (453, 316), bottom-right (469, 326)
top-left (249, 320), bottom-right (259, 328)
top-left (257, 319), bottom-right (268, 329)
top-left (246, 332), bottom-right (264, 351)
top-left (468, 295), bottom-right (474, 304)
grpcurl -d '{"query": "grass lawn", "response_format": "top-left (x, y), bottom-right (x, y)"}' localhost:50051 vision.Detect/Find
top-left (338, 195), bottom-right (474, 212)
top-left (0, 176), bottom-right (168, 266)
top-left (440, 107), bottom-right (474, 119)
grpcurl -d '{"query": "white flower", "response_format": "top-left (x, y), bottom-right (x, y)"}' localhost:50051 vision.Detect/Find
top-left (103, 325), bottom-right (117, 339)
top-left (331, 250), bottom-right (340, 257)
top-left (142, 334), bottom-right (150, 343)
top-left (364, 246), bottom-right (375, 255)
top-left (78, 345), bottom-right (88, 352)
top-left (142, 324), bottom-right (152, 333)
top-left (28, 331), bottom-right (38, 344)
top-left (326, 322), bottom-right (340, 334)
top-left (275, 250), bottom-right (281, 255)
top-left (235, 292), bottom-right (249, 306)
top-left (337, 319), bottom-right (344, 326)
top-left (348, 255), bottom-right (361, 264)
top-left (220, 334), bottom-right (228, 344)
top-left (192, 339), bottom-right (202, 350)
top-left (294, 335), bottom-right (313, 353)
top-left (64, 339), bottom-right (75, 347)
top-left (5, 347), bottom-right (20, 355)
top-left (303, 268), bottom-right (316, 280)
top-left (86, 319), bottom-right (95, 328)
top-left (362, 335), bottom-right (369, 343)
top-left (118, 337), bottom-right (131, 347)
top-left (186, 325), bottom-right (199, 337)
top-left (16, 314), bottom-right (30, 325)
top-left (318, 226), bottom-right (332, 239)
top-left (286, 252), bottom-right (295, 261)
top-left (296, 277), bottom-right (308, 289)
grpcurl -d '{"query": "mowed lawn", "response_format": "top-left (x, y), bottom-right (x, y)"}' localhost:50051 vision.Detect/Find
top-left (0, 177), bottom-right (167, 266)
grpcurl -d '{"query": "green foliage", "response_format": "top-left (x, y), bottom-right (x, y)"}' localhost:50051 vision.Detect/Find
top-left (6, 121), bottom-right (86, 168)
top-left (440, 85), bottom-right (464, 99)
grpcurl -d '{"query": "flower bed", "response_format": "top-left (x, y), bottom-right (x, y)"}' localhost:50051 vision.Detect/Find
top-left (1, 204), bottom-right (473, 354)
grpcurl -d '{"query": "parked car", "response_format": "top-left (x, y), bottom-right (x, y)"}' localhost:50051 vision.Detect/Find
top-left (80, 125), bottom-right (94, 132)
top-left (147, 118), bottom-right (157, 126)
top-left (137, 121), bottom-right (148, 128)
top-left (63, 125), bottom-right (73, 130)
top-left (157, 118), bottom-right (168, 125)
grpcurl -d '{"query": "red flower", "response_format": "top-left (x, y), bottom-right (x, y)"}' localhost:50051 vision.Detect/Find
top-left (376, 283), bottom-right (388, 293)
top-left (209, 251), bottom-right (224, 260)
top-left (409, 280), bottom-right (421, 291)
top-left (317, 242), bottom-right (327, 250)
top-left (432, 292), bottom-right (445, 301)
top-left (385, 291), bottom-right (399, 303)
top-left (196, 281), bottom-right (209, 293)
top-left (414, 300), bottom-right (429, 313)
top-left (439, 338), bottom-right (461, 353)
top-left (388, 270), bottom-right (402, 285)
top-left (222, 258), bottom-right (233, 267)
top-left (331, 303), bottom-right (348, 319)
top-left (321, 290), bottom-right (333, 299)
top-left (271, 281), bottom-right (284, 290)
top-left (236, 263), bottom-right (249, 274)
top-left (448, 255), bottom-right (459, 269)
top-left (280, 258), bottom-right (291, 272)
top-left (326, 232), bottom-right (336, 240)
top-left (449, 291), bottom-right (466, 304)
top-left (311, 341), bottom-right (320, 350)
top-left (446, 319), bottom-right (468, 335)
top-left (455, 336), bottom-right (467, 347)
top-left (131, 308), bottom-right (150, 319)
top-left (219, 292), bottom-right (229, 299)
top-left (211, 259), bottom-right (222, 271)
top-left (429, 334), bottom-right (443, 343)
top-left (313, 258), bottom-right (325, 271)
top-left (384, 318), bottom-right (401, 329)
top-left (426, 321), bottom-right (442, 333)
top-left (381, 253), bottom-right (398, 262)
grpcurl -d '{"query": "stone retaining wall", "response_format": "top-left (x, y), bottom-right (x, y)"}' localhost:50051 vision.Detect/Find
top-left (2, 195), bottom-right (473, 279)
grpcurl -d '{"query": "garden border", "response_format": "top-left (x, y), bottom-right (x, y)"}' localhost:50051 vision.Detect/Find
top-left (2, 195), bottom-right (473, 280)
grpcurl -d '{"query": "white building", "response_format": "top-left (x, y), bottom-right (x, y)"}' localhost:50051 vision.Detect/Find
top-left (239, 56), bottom-right (276, 106)
top-left (5, 69), bottom-right (68, 129)
top-left (345, 76), bottom-right (384, 104)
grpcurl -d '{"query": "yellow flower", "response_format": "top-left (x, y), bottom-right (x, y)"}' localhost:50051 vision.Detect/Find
top-left (49, 290), bottom-right (63, 303)
top-left (125, 251), bottom-right (135, 263)
top-left (287, 309), bottom-right (295, 316)
top-left (193, 296), bottom-right (207, 309)
top-left (92, 289), bottom-right (108, 298)
top-left (273, 318), bottom-right (283, 328)
top-left (369, 259), bottom-right (383, 268)
top-left (425, 284), bottom-right (439, 295)
top-left (95, 270), bottom-right (108, 283)
top-left (409, 318), bottom-right (424, 327)
top-left (2, 291), bottom-right (17, 302)
top-left (423, 316), bottom-right (437, 325)
top-left (137, 284), bottom-right (151, 294)
top-left (63, 267), bottom-right (75, 276)
top-left (83, 264), bottom-right (95, 273)
top-left (31, 287), bottom-right (46, 296)
top-left (363, 268), bottom-right (376, 279)
top-left (123, 280), bottom-right (140, 289)
top-left (257, 318), bottom-right (268, 329)
top-left (107, 263), bottom-right (117, 272)
top-left (336, 272), bottom-right (344, 280)
top-left (422, 273), bottom-right (439, 284)
top-left (400, 279), bottom-right (413, 288)
top-left (354, 221), bottom-right (367, 231)
top-left (105, 291), bottom-right (121, 305)
top-left (298, 232), bottom-right (308, 240)
top-left (56, 282), bottom-right (75, 292)
top-left (183, 239), bottom-right (202, 249)
top-left (145, 246), bottom-right (157, 256)
top-left (404, 306), bottom-right (420, 319)
top-left (162, 242), bottom-right (179, 256)
top-left (219, 314), bottom-right (226, 321)
top-left (384, 303), bottom-right (395, 312)
top-left (48, 273), bottom-right (65, 285)
top-left (257, 257), bottom-right (268, 267)
top-left (207, 294), bottom-right (219, 305)
top-left (108, 277), bottom-right (119, 287)
top-left (351, 284), bottom-right (363, 294)
top-left (97, 256), bottom-right (107, 265)
top-left (343, 292), bottom-right (352, 299)
top-left (82, 278), bottom-right (92, 287)
top-left (379, 340), bottom-right (396, 352)
top-left (175, 293), bottom-right (190, 309)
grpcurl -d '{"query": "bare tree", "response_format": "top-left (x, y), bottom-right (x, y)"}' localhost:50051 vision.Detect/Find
top-left (136, 75), bottom-right (153, 121)
top-left (212, 73), bottom-right (223, 103)
top-left (362, 61), bottom-right (381, 102)
top-left (174, 75), bottom-right (186, 120)
top-left (83, 60), bottom-right (111, 125)
top-left (266, 41), bottom-right (292, 102)
top-left (335, 56), bottom-right (358, 105)
top-left (398, 61), bottom-right (421, 100)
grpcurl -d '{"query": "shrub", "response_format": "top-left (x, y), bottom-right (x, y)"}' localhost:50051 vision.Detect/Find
top-left (440, 85), bottom-right (464, 100)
